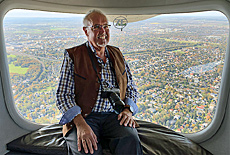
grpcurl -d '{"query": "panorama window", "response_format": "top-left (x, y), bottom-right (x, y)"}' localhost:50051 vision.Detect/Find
top-left (3, 10), bottom-right (229, 133)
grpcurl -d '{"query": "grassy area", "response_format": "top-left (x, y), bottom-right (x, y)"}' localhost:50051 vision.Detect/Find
top-left (50, 28), bottom-right (68, 30)
top-left (8, 54), bottom-right (16, 58)
top-left (9, 64), bottom-right (28, 74)
top-left (13, 29), bottom-right (43, 34)
top-left (40, 85), bottom-right (54, 93)
top-left (164, 38), bottom-right (197, 44)
top-left (30, 83), bottom-right (56, 93)
top-left (173, 50), bottom-right (185, 54)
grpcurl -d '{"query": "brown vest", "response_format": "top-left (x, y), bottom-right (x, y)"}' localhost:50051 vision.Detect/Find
top-left (67, 42), bottom-right (127, 117)
top-left (62, 43), bottom-right (137, 135)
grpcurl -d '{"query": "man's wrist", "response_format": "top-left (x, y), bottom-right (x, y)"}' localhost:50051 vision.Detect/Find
top-left (123, 105), bottom-right (134, 113)
top-left (73, 114), bottom-right (85, 126)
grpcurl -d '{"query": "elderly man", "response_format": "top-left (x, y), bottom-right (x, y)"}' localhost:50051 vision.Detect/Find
top-left (56, 9), bottom-right (143, 155)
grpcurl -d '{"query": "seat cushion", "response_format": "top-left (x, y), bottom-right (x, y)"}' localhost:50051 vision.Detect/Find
top-left (6, 124), bottom-right (67, 155)
top-left (7, 120), bottom-right (212, 155)
top-left (136, 120), bottom-right (212, 155)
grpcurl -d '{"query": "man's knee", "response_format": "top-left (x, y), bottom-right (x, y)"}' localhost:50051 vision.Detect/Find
top-left (108, 128), bottom-right (142, 154)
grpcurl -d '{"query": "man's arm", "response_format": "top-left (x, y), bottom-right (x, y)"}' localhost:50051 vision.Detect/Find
top-left (124, 60), bottom-right (139, 114)
top-left (118, 59), bottom-right (139, 128)
top-left (73, 114), bottom-right (98, 154)
top-left (56, 51), bottom-right (98, 154)
top-left (56, 51), bottom-right (81, 125)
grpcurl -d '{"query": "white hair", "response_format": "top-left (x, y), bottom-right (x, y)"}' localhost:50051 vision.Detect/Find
top-left (83, 9), bottom-right (108, 27)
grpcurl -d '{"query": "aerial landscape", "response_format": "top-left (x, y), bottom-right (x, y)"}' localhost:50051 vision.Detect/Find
top-left (3, 11), bottom-right (229, 133)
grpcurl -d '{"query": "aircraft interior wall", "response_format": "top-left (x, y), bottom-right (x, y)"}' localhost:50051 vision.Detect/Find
top-left (0, 74), bottom-right (29, 154)
top-left (200, 95), bottom-right (230, 155)
top-left (0, 3), bottom-right (30, 153)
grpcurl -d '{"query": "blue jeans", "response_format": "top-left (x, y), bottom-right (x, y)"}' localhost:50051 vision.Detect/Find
top-left (64, 112), bottom-right (143, 155)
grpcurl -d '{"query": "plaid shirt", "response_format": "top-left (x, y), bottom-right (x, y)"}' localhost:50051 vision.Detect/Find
top-left (56, 42), bottom-right (138, 125)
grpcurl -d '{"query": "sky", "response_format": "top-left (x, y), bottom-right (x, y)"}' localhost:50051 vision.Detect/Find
top-left (5, 9), bottom-right (84, 18)
top-left (5, 9), bottom-right (225, 18)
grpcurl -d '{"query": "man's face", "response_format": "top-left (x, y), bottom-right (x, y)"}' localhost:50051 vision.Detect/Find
top-left (83, 13), bottom-right (110, 50)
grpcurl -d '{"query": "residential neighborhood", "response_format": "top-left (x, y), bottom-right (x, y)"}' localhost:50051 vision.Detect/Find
top-left (3, 13), bottom-right (229, 133)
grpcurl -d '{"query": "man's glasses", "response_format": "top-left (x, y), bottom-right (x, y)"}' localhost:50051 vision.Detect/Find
top-left (86, 24), bottom-right (111, 31)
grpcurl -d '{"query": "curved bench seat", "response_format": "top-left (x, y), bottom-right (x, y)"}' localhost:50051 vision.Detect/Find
top-left (6, 120), bottom-right (212, 155)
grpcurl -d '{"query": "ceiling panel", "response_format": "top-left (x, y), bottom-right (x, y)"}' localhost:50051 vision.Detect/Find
top-left (32, 0), bottom-right (204, 8)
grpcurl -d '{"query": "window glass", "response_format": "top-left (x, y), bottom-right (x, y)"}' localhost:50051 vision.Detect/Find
top-left (4, 10), bottom-right (85, 124)
top-left (4, 10), bottom-right (229, 133)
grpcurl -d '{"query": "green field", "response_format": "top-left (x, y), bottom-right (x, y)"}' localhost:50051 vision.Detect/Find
top-left (13, 29), bottom-right (43, 34)
top-left (173, 50), bottom-right (185, 54)
top-left (8, 54), bottom-right (16, 58)
top-left (9, 64), bottom-right (28, 74)
top-left (50, 27), bottom-right (68, 30)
